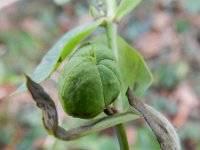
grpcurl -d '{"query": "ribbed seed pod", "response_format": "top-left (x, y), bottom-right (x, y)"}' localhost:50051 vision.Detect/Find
top-left (58, 43), bottom-right (121, 119)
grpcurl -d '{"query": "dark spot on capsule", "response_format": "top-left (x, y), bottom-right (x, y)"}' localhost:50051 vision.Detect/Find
top-left (73, 80), bottom-right (79, 87)
top-left (62, 96), bottom-right (66, 101)
top-left (73, 112), bottom-right (79, 116)
top-left (83, 112), bottom-right (91, 117)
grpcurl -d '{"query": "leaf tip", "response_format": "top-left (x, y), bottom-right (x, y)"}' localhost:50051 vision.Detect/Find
top-left (24, 73), bottom-right (31, 84)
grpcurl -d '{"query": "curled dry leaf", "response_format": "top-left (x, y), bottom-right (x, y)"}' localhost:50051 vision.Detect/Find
top-left (25, 74), bottom-right (58, 134)
top-left (126, 88), bottom-right (181, 150)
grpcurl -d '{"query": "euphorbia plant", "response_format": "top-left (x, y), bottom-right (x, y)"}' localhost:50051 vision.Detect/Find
top-left (15, 0), bottom-right (181, 149)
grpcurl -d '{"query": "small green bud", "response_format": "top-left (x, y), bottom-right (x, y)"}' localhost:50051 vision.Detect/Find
top-left (89, 6), bottom-right (100, 19)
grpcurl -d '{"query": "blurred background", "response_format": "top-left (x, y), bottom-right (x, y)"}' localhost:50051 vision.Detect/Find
top-left (0, 0), bottom-right (200, 150)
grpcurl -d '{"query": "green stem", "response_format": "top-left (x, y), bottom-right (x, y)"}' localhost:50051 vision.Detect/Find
top-left (106, 0), bottom-right (116, 19)
top-left (115, 124), bottom-right (129, 150)
top-left (105, 0), bottom-right (118, 61)
top-left (105, 1), bottom-right (129, 150)
top-left (106, 20), bottom-right (129, 150)
top-left (106, 21), bottom-right (118, 61)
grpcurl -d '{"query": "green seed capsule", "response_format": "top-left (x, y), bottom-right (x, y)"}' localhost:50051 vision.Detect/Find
top-left (58, 43), bottom-right (121, 119)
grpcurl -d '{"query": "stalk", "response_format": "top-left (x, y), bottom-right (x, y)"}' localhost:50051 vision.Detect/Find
top-left (115, 124), bottom-right (129, 150)
top-left (105, 1), bottom-right (129, 150)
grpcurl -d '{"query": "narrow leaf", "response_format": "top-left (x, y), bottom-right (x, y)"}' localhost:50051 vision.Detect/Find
top-left (14, 18), bottom-right (105, 94)
top-left (60, 111), bottom-right (139, 140)
top-left (115, 0), bottom-right (141, 21)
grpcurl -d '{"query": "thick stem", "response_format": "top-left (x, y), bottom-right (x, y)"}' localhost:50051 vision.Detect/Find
top-left (106, 20), bottom-right (129, 150)
top-left (115, 124), bottom-right (129, 150)
top-left (106, 21), bottom-right (118, 61)
top-left (105, 1), bottom-right (129, 149)
top-left (105, 0), bottom-right (118, 61)
top-left (106, 0), bottom-right (117, 19)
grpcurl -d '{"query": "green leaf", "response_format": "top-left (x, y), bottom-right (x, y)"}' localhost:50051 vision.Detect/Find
top-left (13, 18), bottom-right (105, 94)
top-left (115, 0), bottom-right (141, 21)
top-left (91, 35), bottom-right (152, 110)
top-left (118, 36), bottom-right (152, 109)
top-left (117, 36), bottom-right (152, 97)
top-left (67, 112), bottom-right (139, 140)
